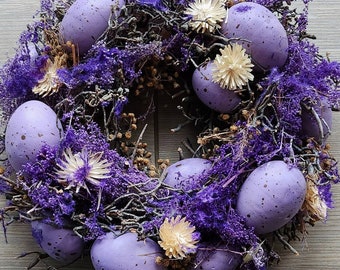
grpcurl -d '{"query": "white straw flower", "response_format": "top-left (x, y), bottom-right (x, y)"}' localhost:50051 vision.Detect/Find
top-left (212, 43), bottom-right (254, 90)
top-left (56, 148), bottom-right (112, 193)
top-left (32, 54), bottom-right (67, 97)
top-left (185, 0), bottom-right (226, 33)
top-left (158, 216), bottom-right (198, 259)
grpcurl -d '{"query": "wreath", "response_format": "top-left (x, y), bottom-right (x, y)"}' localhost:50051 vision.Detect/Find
top-left (0, 0), bottom-right (340, 269)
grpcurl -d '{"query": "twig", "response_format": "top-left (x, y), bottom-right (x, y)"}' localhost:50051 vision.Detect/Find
top-left (274, 231), bottom-right (300, 255)
top-left (131, 124), bottom-right (148, 162)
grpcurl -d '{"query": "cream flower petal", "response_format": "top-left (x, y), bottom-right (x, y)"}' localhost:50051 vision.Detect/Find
top-left (158, 216), bottom-right (199, 259)
top-left (212, 43), bottom-right (254, 90)
top-left (32, 54), bottom-right (66, 97)
top-left (185, 0), bottom-right (226, 33)
top-left (55, 148), bottom-right (112, 193)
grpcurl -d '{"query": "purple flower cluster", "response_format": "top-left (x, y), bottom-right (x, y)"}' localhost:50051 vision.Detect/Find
top-left (0, 51), bottom-right (46, 129)
top-left (58, 42), bottom-right (163, 89)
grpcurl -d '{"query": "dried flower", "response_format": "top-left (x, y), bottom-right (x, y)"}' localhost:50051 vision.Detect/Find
top-left (158, 216), bottom-right (199, 259)
top-left (302, 180), bottom-right (328, 223)
top-left (185, 0), bottom-right (226, 33)
top-left (56, 148), bottom-right (112, 193)
top-left (212, 43), bottom-right (254, 90)
top-left (32, 54), bottom-right (66, 97)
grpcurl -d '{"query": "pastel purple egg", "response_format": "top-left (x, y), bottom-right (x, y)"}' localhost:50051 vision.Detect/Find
top-left (221, 2), bottom-right (288, 71)
top-left (192, 61), bottom-right (242, 113)
top-left (91, 232), bottom-right (165, 270)
top-left (31, 221), bottom-right (84, 264)
top-left (5, 100), bottom-right (63, 171)
top-left (59, 0), bottom-right (125, 55)
top-left (189, 243), bottom-right (242, 270)
top-left (163, 158), bottom-right (212, 190)
top-left (236, 160), bottom-right (307, 234)
top-left (301, 98), bottom-right (332, 144)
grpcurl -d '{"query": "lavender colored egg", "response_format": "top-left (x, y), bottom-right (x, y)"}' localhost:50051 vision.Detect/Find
top-left (91, 232), bottom-right (165, 270)
top-left (5, 100), bottom-right (63, 171)
top-left (31, 221), bottom-right (84, 264)
top-left (301, 98), bottom-right (332, 144)
top-left (192, 62), bottom-right (242, 113)
top-left (163, 158), bottom-right (212, 191)
top-left (236, 160), bottom-right (307, 234)
top-left (221, 2), bottom-right (288, 71)
top-left (59, 0), bottom-right (125, 55)
top-left (189, 243), bottom-right (242, 270)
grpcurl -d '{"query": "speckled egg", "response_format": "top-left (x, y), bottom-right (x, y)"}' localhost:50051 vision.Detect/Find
top-left (59, 0), bottom-right (125, 55)
top-left (163, 158), bottom-right (212, 191)
top-left (91, 232), bottom-right (165, 270)
top-left (31, 221), bottom-right (84, 264)
top-left (221, 2), bottom-right (288, 71)
top-left (192, 61), bottom-right (242, 113)
top-left (189, 243), bottom-right (242, 270)
top-left (236, 160), bottom-right (307, 234)
top-left (5, 100), bottom-right (63, 171)
top-left (301, 98), bottom-right (332, 144)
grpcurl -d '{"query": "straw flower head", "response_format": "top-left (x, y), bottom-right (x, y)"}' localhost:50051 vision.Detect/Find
top-left (185, 0), bottom-right (226, 33)
top-left (302, 180), bottom-right (328, 223)
top-left (55, 148), bottom-right (112, 193)
top-left (32, 54), bottom-right (67, 97)
top-left (212, 43), bottom-right (254, 90)
top-left (158, 216), bottom-right (199, 259)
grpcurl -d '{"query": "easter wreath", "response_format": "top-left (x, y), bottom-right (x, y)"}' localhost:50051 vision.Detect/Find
top-left (1, 0), bottom-right (340, 269)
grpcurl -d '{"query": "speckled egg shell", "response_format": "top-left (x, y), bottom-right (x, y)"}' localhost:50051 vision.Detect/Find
top-left (192, 61), bottom-right (242, 113)
top-left (5, 100), bottom-right (63, 171)
top-left (59, 0), bottom-right (125, 55)
top-left (236, 160), bottom-right (307, 234)
top-left (189, 243), bottom-right (242, 270)
top-left (221, 2), bottom-right (288, 71)
top-left (163, 158), bottom-right (212, 191)
top-left (31, 221), bottom-right (84, 264)
top-left (91, 232), bottom-right (165, 270)
top-left (301, 98), bottom-right (332, 144)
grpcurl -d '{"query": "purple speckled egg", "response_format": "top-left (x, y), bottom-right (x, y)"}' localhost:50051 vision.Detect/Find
top-left (192, 61), bottom-right (242, 113)
top-left (91, 232), bottom-right (165, 270)
top-left (189, 243), bottom-right (242, 270)
top-left (31, 221), bottom-right (84, 264)
top-left (163, 158), bottom-right (212, 191)
top-left (59, 0), bottom-right (125, 55)
top-left (221, 2), bottom-right (288, 71)
top-left (236, 160), bottom-right (307, 234)
top-left (301, 98), bottom-right (332, 144)
top-left (5, 100), bottom-right (63, 171)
